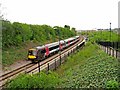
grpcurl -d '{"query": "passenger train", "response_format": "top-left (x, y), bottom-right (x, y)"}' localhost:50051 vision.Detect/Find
top-left (28, 36), bottom-right (80, 63)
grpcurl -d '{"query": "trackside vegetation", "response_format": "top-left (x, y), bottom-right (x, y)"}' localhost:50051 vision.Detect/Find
top-left (80, 30), bottom-right (120, 51)
top-left (6, 42), bottom-right (119, 88)
top-left (7, 71), bottom-right (60, 89)
top-left (2, 20), bottom-right (76, 66)
top-left (56, 42), bottom-right (119, 88)
top-left (2, 20), bottom-right (76, 48)
top-left (80, 30), bottom-right (119, 42)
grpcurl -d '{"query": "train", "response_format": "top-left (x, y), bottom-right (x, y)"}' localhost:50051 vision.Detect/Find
top-left (28, 36), bottom-right (80, 63)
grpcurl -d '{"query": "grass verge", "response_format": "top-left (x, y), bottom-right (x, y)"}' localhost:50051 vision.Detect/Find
top-left (2, 41), bottom-right (40, 67)
top-left (6, 71), bottom-right (60, 89)
top-left (56, 42), bottom-right (119, 88)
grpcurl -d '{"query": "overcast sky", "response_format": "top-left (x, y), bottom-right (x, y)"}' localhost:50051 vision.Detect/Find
top-left (1, 0), bottom-right (120, 30)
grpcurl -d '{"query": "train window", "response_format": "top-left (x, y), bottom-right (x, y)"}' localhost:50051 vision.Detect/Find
top-left (41, 49), bottom-right (46, 53)
top-left (67, 40), bottom-right (71, 44)
top-left (49, 45), bottom-right (59, 51)
top-left (71, 39), bottom-right (75, 42)
top-left (28, 51), bottom-right (32, 55)
top-left (28, 50), bottom-right (36, 55)
top-left (62, 43), bottom-right (64, 45)
top-left (33, 51), bottom-right (36, 55)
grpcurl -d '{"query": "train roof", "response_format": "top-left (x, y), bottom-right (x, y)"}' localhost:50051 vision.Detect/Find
top-left (29, 48), bottom-right (36, 50)
top-left (64, 37), bottom-right (75, 42)
top-left (30, 36), bottom-right (79, 50)
top-left (45, 40), bottom-right (66, 48)
top-left (36, 45), bottom-right (45, 50)
top-left (35, 41), bottom-right (64, 50)
top-left (75, 36), bottom-right (79, 38)
top-left (45, 41), bottom-right (59, 48)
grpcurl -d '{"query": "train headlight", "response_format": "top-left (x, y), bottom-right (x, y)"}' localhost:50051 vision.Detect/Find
top-left (28, 55), bottom-right (36, 59)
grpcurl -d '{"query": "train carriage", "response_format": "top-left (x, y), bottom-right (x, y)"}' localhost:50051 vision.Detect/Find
top-left (28, 36), bottom-right (80, 63)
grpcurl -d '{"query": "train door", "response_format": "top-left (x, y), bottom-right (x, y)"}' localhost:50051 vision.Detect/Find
top-left (68, 40), bottom-right (70, 46)
top-left (59, 43), bottom-right (62, 50)
top-left (37, 48), bottom-right (46, 61)
top-left (45, 46), bottom-right (50, 56)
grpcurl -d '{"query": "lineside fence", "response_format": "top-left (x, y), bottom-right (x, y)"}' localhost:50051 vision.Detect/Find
top-left (97, 42), bottom-right (120, 59)
top-left (31, 42), bottom-right (85, 74)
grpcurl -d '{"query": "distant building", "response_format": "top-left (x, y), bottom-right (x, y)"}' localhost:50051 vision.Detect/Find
top-left (77, 30), bottom-right (97, 32)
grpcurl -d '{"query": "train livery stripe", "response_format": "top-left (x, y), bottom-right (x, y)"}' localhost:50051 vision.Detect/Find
top-left (59, 43), bottom-right (62, 50)
top-left (45, 46), bottom-right (49, 56)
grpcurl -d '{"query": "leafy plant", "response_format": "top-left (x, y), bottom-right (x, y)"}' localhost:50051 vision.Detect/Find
top-left (56, 42), bottom-right (119, 88)
top-left (106, 80), bottom-right (119, 89)
top-left (7, 71), bottom-right (60, 88)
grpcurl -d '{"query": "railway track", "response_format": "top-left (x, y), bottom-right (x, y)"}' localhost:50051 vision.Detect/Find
top-left (25, 36), bottom-right (85, 74)
top-left (0, 36), bottom-right (85, 89)
top-left (0, 62), bottom-right (35, 88)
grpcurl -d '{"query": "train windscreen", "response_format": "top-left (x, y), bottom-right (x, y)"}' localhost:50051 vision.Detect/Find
top-left (28, 50), bottom-right (36, 55)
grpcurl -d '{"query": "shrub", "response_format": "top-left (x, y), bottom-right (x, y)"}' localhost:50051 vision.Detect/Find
top-left (106, 80), bottom-right (119, 89)
top-left (7, 71), bottom-right (60, 89)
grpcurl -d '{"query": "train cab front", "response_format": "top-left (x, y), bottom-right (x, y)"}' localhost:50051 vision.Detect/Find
top-left (28, 49), bottom-right (37, 62)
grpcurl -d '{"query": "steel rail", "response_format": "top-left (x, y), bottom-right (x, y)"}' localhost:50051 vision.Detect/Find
top-left (0, 63), bottom-right (35, 88)
top-left (0, 64), bottom-right (34, 82)
top-left (27, 37), bottom-right (84, 73)
top-left (0, 63), bottom-right (32, 78)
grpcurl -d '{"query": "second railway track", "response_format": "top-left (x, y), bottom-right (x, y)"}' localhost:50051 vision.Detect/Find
top-left (0, 62), bottom-right (35, 88)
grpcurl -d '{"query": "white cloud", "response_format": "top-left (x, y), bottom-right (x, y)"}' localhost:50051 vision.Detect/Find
top-left (1, 0), bottom-right (120, 30)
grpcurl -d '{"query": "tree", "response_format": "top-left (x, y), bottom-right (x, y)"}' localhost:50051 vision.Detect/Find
top-left (71, 27), bottom-right (77, 35)
top-left (64, 25), bottom-right (70, 30)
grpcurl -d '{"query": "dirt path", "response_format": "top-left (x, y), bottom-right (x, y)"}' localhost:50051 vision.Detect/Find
top-left (1, 41), bottom-right (38, 76)
top-left (1, 60), bottom-right (31, 75)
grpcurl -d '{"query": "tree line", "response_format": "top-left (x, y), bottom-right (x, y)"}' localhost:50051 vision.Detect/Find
top-left (2, 20), bottom-right (76, 49)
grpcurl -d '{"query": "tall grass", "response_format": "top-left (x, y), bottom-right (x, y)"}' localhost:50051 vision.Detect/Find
top-left (7, 71), bottom-right (60, 89)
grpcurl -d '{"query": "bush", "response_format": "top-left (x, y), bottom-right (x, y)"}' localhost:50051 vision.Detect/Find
top-left (7, 71), bottom-right (60, 88)
top-left (56, 42), bottom-right (119, 88)
top-left (106, 80), bottom-right (119, 89)
top-left (2, 20), bottom-right (76, 49)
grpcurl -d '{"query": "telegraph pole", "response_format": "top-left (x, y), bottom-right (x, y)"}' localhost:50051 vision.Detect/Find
top-left (109, 22), bottom-right (112, 55)
top-left (54, 27), bottom-right (61, 65)
top-left (58, 28), bottom-right (61, 65)
top-left (101, 29), bottom-right (102, 41)
top-left (110, 23), bottom-right (111, 44)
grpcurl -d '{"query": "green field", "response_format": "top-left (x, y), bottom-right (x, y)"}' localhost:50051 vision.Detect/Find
top-left (80, 30), bottom-right (120, 50)
top-left (80, 30), bottom-right (119, 42)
